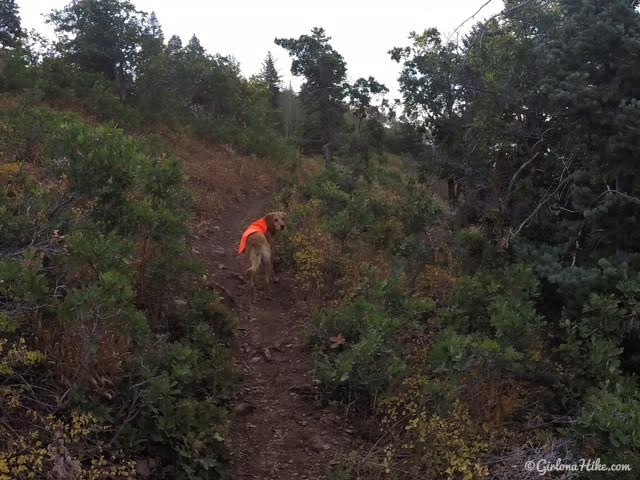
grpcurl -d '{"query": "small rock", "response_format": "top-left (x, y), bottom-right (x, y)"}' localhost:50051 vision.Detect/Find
top-left (250, 356), bottom-right (261, 363)
top-left (213, 247), bottom-right (225, 255)
top-left (218, 263), bottom-right (226, 270)
top-left (233, 402), bottom-right (255, 415)
top-left (213, 225), bottom-right (221, 232)
top-left (310, 435), bottom-right (331, 451)
top-left (263, 348), bottom-right (272, 361)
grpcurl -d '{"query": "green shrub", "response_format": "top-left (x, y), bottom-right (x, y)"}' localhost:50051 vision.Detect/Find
top-left (0, 106), bottom-right (235, 478)
top-left (430, 329), bottom-right (526, 375)
top-left (308, 279), bottom-right (431, 406)
top-left (577, 380), bottom-right (640, 471)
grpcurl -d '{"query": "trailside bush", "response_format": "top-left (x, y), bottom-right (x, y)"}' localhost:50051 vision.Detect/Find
top-left (311, 299), bottom-right (409, 406)
top-left (309, 279), bottom-right (433, 407)
top-left (576, 380), bottom-right (640, 475)
top-left (0, 106), bottom-right (235, 478)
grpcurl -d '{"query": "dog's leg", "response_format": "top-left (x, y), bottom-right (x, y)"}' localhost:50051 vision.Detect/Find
top-left (262, 246), bottom-right (273, 295)
top-left (245, 266), bottom-right (256, 301)
top-left (272, 257), bottom-right (280, 284)
top-left (246, 248), bottom-right (262, 301)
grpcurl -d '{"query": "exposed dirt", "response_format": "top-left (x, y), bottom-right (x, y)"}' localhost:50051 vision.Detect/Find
top-left (176, 138), bottom-right (365, 480)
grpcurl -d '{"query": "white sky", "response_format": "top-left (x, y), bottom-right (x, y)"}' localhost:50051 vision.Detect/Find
top-left (17, 0), bottom-right (504, 99)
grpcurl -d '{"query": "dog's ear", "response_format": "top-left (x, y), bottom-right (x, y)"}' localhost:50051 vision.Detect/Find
top-left (264, 212), bottom-right (276, 232)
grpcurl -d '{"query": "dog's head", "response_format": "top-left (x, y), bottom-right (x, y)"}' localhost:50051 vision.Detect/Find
top-left (265, 211), bottom-right (287, 233)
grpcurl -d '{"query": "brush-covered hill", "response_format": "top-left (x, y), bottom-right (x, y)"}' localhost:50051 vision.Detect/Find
top-left (3, 1), bottom-right (640, 479)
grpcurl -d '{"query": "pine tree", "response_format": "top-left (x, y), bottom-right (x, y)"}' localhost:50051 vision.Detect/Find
top-left (185, 35), bottom-right (205, 57)
top-left (140, 11), bottom-right (164, 59)
top-left (48, 0), bottom-right (148, 98)
top-left (0, 0), bottom-right (22, 48)
top-left (148, 11), bottom-right (163, 41)
top-left (276, 27), bottom-right (348, 164)
top-left (260, 51), bottom-right (281, 108)
top-left (167, 34), bottom-right (183, 55)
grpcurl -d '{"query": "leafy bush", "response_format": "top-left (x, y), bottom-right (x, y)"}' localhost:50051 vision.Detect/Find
top-left (575, 380), bottom-right (640, 474)
top-left (309, 279), bottom-right (432, 406)
top-left (578, 380), bottom-right (640, 451)
top-left (0, 106), bottom-right (235, 478)
top-left (311, 300), bottom-right (409, 405)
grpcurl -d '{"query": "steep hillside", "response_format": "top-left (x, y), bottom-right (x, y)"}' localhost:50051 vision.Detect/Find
top-left (0, 101), bottom-right (238, 479)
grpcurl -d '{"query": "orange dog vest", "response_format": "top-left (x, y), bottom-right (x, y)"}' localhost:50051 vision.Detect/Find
top-left (238, 218), bottom-right (268, 254)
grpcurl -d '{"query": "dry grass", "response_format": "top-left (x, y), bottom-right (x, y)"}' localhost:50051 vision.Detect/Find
top-left (37, 320), bottom-right (130, 401)
top-left (296, 155), bottom-right (324, 185)
top-left (167, 134), bottom-right (277, 233)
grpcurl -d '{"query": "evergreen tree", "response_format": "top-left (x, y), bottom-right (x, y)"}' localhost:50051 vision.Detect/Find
top-left (0, 0), bottom-right (22, 48)
top-left (138, 10), bottom-right (164, 68)
top-left (276, 27), bottom-right (347, 165)
top-left (185, 35), bottom-right (205, 57)
top-left (260, 51), bottom-right (281, 109)
top-left (148, 11), bottom-right (163, 41)
top-left (141, 11), bottom-right (164, 57)
top-left (540, 0), bottom-right (640, 253)
top-left (48, 0), bottom-right (149, 98)
top-left (167, 34), bottom-right (183, 55)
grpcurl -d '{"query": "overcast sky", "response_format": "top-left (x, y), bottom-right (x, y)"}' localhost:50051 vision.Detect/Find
top-left (18, 0), bottom-right (504, 99)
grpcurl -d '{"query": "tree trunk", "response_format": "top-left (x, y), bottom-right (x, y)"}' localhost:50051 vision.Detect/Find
top-left (322, 142), bottom-right (334, 168)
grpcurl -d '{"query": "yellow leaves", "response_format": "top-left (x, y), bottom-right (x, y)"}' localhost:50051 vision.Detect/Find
top-left (380, 374), bottom-right (491, 480)
top-left (290, 223), bottom-right (336, 293)
top-left (0, 337), bottom-right (44, 377)
top-left (25, 350), bottom-right (45, 366)
top-left (0, 402), bottom-right (134, 479)
top-left (69, 412), bottom-right (101, 441)
top-left (0, 163), bottom-right (21, 184)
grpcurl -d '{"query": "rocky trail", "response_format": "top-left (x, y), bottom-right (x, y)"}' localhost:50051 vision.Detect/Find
top-left (177, 138), bottom-right (365, 480)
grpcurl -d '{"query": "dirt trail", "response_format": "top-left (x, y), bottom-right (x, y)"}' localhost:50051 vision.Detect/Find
top-left (177, 138), bottom-right (362, 480)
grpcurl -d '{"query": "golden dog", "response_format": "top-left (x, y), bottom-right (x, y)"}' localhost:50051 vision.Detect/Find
top-left (238, 212), bottom-right (286, 299)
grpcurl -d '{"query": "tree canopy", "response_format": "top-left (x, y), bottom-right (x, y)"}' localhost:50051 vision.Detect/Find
top-left (276, 27), bottom-right (348, 162)
top-left (0, 0), bottom-right (22, 48)
top-left (48, 0), bottom-right (151, 96)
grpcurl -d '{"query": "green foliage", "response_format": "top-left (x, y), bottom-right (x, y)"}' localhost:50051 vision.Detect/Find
top-left (0, 1), bottom-right (296, 163)
top-left (276, 28), bottom-right (348, 155)
top-left (0, 106), bottom-right (234, 478)
top-left (260, 51), bottom-right (282, 110)
top-left (48, 0), bottom-right (153, 95)
top-left (388, 1), bottom-right (640, 470)
top-left (0, 0), bottom-right (22, 48)
top-left (125, 295), bottom-right (235, 479)
top-left (346, 77), bottom-right (388, 125)
top-left (309, 278), bottom-right (433, 406)
top-left (578, 380), bottom-right (640, 450)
